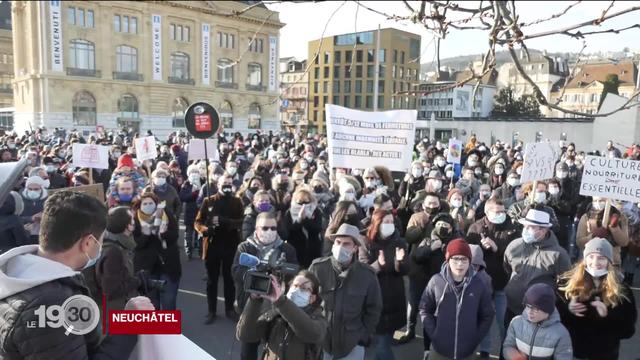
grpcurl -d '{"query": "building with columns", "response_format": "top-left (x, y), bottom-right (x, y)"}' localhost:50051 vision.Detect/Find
top-left (11, 1), bottom-right (283, 137)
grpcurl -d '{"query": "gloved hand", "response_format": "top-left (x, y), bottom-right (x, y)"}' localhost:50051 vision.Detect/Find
top-left (591, 227), bottom-right (608, 238)
top-left (609, 213), bottom-right (620, 228)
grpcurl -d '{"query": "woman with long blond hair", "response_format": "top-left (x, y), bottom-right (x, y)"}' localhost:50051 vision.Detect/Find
top-left (557, 237), bottom-right (637, 360)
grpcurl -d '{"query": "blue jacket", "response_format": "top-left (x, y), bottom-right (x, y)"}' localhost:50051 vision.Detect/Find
top-left (420, 263), bottom-right (495, 359)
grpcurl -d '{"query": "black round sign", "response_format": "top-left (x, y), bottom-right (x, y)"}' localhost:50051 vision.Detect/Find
top-left (185, 102), bottom-right (221, 139)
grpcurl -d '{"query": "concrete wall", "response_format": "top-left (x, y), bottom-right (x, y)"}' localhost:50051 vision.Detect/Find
top-left (593, 93), bottom-right (640, 150)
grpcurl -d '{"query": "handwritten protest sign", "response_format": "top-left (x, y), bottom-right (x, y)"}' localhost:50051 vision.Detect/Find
top-left (135, 136), bottom-right (158, 161)
top-left (187, 139), bottom-right (219, 162)
top-left (447, 138), bottom-right (462, 164)
top-left (72, 143), bottom-right (109, 169)
top-left (325, 104), bottom-right (416, 172)
top-left (520, 142), bottom-right (556, 183)
top-left (579, 155), bottom-right (640, 203)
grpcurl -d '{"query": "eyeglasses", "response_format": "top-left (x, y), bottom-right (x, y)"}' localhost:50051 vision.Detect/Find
top-left (297, 201), bottom-right (310, 205)
top-left (259, 226), bottom-right (277, 231)
top-left (449, 256), bottom-right (469, 264)
top-left (525, 304), bottom-right (543, 313)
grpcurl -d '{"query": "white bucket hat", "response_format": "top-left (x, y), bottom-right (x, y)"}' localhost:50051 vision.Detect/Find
top-left (518, 209), bottom-right (553, 228)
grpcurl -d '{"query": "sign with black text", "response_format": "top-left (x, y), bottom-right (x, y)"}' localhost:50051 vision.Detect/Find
top-left (580, 155), bottom-right (640, 202)
top-left (520, 142), bottom-right (556, 183)
top-left (185, 102), bottom-right (220, 139)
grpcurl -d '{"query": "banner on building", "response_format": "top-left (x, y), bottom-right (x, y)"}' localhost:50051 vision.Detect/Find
top-left (188, 139), bottom-right (219, 162)
top-left (579, 156), bottom-right (640, 203)
top-left (202, 24), bottom-right (211, 85)
top-left (447, 138), bottom-right (462, 164)
top-left (72, 143), bottom-right (109, 169)
top-left (520, 142), bottom-right (556, 183)
top-left (325, 104), bottom-right (416, 172)
top-left (50, 1), bottom-right (63, 71)
top-left (134, 136), bottom-right (158, 161)
top-left (268, 36), bottom-right (278, 91)
top-left (151, 15), bottom-right (162, 81)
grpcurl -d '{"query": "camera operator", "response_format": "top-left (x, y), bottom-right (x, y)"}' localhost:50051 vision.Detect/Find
top-left (195, 174), bottom-right (244, 323)
top-left (232, 211), bottom-right (298, 360)
top-left (0, 191), bottom-right (154, 359)
top-left (237, 271), bottom-right (328, 360)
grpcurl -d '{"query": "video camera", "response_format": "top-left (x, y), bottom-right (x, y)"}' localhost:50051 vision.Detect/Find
top-left (239, 252), bottom-right (299, 296)
top-left (136, 270), bottom-right (167, 296)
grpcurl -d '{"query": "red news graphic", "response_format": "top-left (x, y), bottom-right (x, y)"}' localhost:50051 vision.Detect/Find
top-left (107, 310), bottom-right (182, 335)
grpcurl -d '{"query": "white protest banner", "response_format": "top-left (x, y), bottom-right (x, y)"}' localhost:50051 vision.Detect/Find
top-left (325, 104), bottom-right (416, 172)
top-left (520, 142), bottom-right (556, 183)
top-left (72, 143), bottom-right (109, 169)
top-left (447, 138), bottom-right (462, 164)
top-left (579, 155), bottom-right (640, 203)
top-left (188, 138), bottom-right (219, 161)
top-left (134, 136), bottom-right (158, 161)
top-left (129, 334), bottom-right (215, 360)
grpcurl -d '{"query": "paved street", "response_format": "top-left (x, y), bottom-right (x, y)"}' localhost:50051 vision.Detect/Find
top-left (174, 228), bottom-right (640, 360)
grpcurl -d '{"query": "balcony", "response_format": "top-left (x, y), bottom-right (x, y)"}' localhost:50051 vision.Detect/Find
top-left (168, 77), bottom-right (195, 85)
top-left (215, 81), bottom-right (238, 89)
top-left (245, 84), bottom-right (264, 92)
top-left (113, 72), bottom-right (143, 81)
top-left (66, 68), bottom-right (101, 78)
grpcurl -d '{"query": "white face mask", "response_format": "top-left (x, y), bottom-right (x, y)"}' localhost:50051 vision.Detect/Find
top-left (380, 223), bottom-right (395, 238)
top-left (495, 168), bottom-right (504, 175)
top-left (430, 180), bottom-right (443, 191)
top-left (522, 228), bottom-right (538, 243)
top-left (556, 171), bottom-right (568, 179)
top-left (468, 160), bottom-right (478, 167)
top-left (364, 180), bottom-right (376, 189)
top-left (332, 244), bottom-right (353, 264)
top-left (259, 229), bottom-right (277, 245)
top-left (592, 201), bottom-right (605, 211)
top-left (488, 212), bottom-right (506, 224)
top-left (287, 288), bottom-right (311, 308)
top-left (436, 159), bottom-right (446, 167)
top-left (450, 199), bottom-right (462, 208)
top-left (351, 169), bottom-right (361, 177)
top-left (549, 187), bottom-right (560, 196)
top-left (227, 167), bottom-right (238, 176)
top-left (534, 192), bottom-right (547, 204)
top-left (26, 189), bottom-right (41, 200)
top-left (153, 177), bottom-right (166, 186)
top-left (189, 174), bottom-right (200, 184)
top-left (411, 168), bottom-right (423, 178)
top-left (446, 170), bottom-right (454, 178)
top-left (342, 192), bottom-right (356, 201)
top-left (585, 266), bottom-right (608, 278)
top-left (507, 177), bottom-right (519, 187)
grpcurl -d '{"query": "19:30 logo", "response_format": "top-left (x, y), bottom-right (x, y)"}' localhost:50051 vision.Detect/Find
top-left (30, 295), bottom-right (100, 336)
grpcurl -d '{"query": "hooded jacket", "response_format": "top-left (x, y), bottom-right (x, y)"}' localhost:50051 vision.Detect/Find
top-left (503, 308), bottom-right (573, 360)
top-left (419, 263), bottom-right (495, 359)
top-left (503, 232), bottom-right (571, 314)
top-left (0, 245), bottom-right (137, 359)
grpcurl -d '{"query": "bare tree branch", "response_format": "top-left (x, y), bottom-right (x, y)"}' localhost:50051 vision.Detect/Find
top-left (552, 41), bottom-right (587, 106)
top-left (561, 23), bottom-right (640, 39)
top-left (519, 1), bottom-right (581, 27)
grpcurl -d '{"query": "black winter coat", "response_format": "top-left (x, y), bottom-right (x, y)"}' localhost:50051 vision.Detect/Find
top-left (280, 209), bottom-right (323, 268)
top-left (133, 214), bottom-right (182, 282)
top-left (178, 181), bottom-right (200, 226)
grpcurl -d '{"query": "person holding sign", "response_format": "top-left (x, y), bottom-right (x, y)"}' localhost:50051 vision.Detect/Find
top-left (576, 197), bottom-right (629, 266)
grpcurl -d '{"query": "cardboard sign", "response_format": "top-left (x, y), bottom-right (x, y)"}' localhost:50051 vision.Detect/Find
top-left (134, 136), bottom-right (158, 161)
top-left (520, 142), bottom-right (556, 183)
top-left (49, 184), bottom-right (105, 202)
top-left (447, 139), bottom-right (462, 164)
top-left (72, 143), bottom-right (109, 170)
top-left (187, 139), bottom-right (219, 161)
top-left (579, 155), bottom-right (640, 202)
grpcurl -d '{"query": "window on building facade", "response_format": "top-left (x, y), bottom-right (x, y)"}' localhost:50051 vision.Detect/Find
top-left (72, 91), bottom-right (96, 126)
top-left (334, 51), bottom-right (341, 63)
top-left (323, 81), bottom-right (328, 92)
top-left (379, 64), bottom-right (386, 77)
top-left (170, 24), bottom-right (190, 42)
top-left (118, 94), bottom-right (138, 119)
top-left (247, 38), bottom-right (263, 53)
top-left (324, 52), bottom-right (330, 64)
top-left (365, 95), bottom-right (373, 108)
top-left (70, 39), bottom-right (95, 70)
top-left (217, 58), bottom-right (234, 83)
top-left (313, 82), bottom-right (318, 93)
top-left (172, 97), bottom-right (188, 127)
top-left (248, 103), bottom-right (261, 129)
top-left (217, 32), bottom-right (235, 48)
top-left (367, 49), bottom-right (374, 62)
top-left (68, 7), bottom-right (94, 28)
top-left (366, 80), bottom-right (373, 93)
top-left (344, 80), bottom-right (351, 93)
top-left (0, 74), bottom-right (11, 90)
top-left (116, 45), bottom-right (137, 73)
top-left (333, 81), bottom-right (340, 93)
top-left (367, 65), bottom-right (374, 78)
top-left (356, 50), bottom-right (363, 63)
top-left (343, 96), bottom-right (351, 107)
top-left (344, 66), bottom-right (351, 77)
top-left (378, 80), bottom-right (384, 92)
top-left (354, 95), bottom-right (362, 108)
top-left (324, 67), bottom-right (329, 78)
top-left (170, 52), bottom-right (190, 79)
top-left (334, 66), bottom-right (340, 78)
top-left (246, 63), bottom-right (262, 87)
top-left (220, 100), bottom-right (233, 128)
top-left (378, 96), bottom-right (384, 109)
top-left (356, 65), bottom-right (362, 78)
top-left (345, 50), bottom-right (352, 63)
top-left (333, 95), bottom-right (339, 105)
top-left (313, 67), bottom-right (319, 79)
top-left (355, 80), bottom-right (362, 93)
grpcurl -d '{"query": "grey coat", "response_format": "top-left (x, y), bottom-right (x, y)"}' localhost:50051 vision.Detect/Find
top-left (503, 308), bottom-right (573, 360)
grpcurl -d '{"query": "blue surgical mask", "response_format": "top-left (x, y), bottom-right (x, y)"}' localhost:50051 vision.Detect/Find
top-left (332, 245), bottom-right (353, 264)
top-left (141, 203), bottom-right (157, 215)
top-left (118, 193), bottom-right (133, 202)
top-left (82, 235), bottom-right (102, 270)
top-left (287, 288), bottom-right (311, 308)
top-left (522, 228), bottom-right (537, 244)
top-left (489, 212), bottom-right (506, 225)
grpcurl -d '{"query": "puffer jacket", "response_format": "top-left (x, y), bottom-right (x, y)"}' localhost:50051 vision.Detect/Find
top-left (503, 308), bottom-right (572, 360)
top-left (308, 256), bottom-right (382, 358)
top-left (503, 232), bottom-right (571, 314)
top-left (419, 263), bottom-right (495, 359)
top-left (237, 296), bottom-right (328, 360)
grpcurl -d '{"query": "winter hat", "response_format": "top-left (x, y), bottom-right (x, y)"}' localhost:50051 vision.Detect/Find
top-left (447, 188), bottom-right (463, 202)
top-left (583, 237), bottom-right (613, 263)
top-left (25, 176), bottom-right (48, 189)
top-left (445, 238), bottom-right (472, 261)
top-left (117, 154), bottom-right (134, 169)
top-left (523, 283), bottom-right (556, 315)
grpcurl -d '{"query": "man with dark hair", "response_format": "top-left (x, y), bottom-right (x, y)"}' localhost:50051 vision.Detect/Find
top-left (0, 191), bottom-right (154, 359)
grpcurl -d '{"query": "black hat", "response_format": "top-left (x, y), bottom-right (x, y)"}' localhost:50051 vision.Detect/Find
top-left (523, 283), bottom-right (556, 315)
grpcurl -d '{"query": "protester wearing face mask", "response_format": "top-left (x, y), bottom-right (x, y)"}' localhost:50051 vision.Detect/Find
top-left (503, 209), bottom-right (571, 330)
top-left (466, 198), bottom-right (519, 354)
top-left (195, 174), bottom-right (244, 323)
top-left (489, 161), bottom-right (507, 190)
top-left (576, 196), bottom-right (629, 266)
top-left (241, 190), bottom-right (276, 240)
top-left (41, 156), bottom-right (67, 189)
top-left (19, 176), bottom-right (49, 243)
top-left (0, 191), bottom-right (153, 360)
top-left (179, 165), bottom-right (205, 259)
top-left (496, 170), bottom-right (520, 208)
top-left (507, 182), bottom-right (560, 232)
top-left (455, 167), bottom-right (481, 202)
top-left (280, 188), bottom-right (323, 268)
top-left (238, 177), bottom-right (264, 207)
top-left (144, 168), bottom-right (181, 221)
top-left (309, 223), bottom-right (382, 360)
top-left (269, 173), bottom-right (293, 218)
top-left (323, 201), bottom-right (363, 254)
top-left (225, 160), bottom-right (243, 188)
top-left (425, 171), bottom-right (447, 200)
top-left (447, 189), bottom-right (475, 233)
top-left (557, 238), bottom-right (637, 360)
top-left (237, 270), bottom-right (327, 360)
top-left (360, 210), bottom-right (407, 359)
top-left (108, 154), bottom-right (146, 204)
top-left (232, 212), bottom-right (299, 359)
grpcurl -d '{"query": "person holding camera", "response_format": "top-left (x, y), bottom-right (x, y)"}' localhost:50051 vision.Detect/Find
top-left (132, 192), bottom-right (181, 310)
top-left (0, 191), bottom-right (153, 359)
top-left (195, 174), bottom-right (244, 323)
top-left (309, 223), bottom-right (382, 360)
top-left (232, 211), bottom-right (298, 360)
top-left (237, 271), bottom-right (328, 360)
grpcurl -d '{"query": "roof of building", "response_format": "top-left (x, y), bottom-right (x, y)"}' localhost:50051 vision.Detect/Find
top-left (565, 61), bottom-right (637, 89)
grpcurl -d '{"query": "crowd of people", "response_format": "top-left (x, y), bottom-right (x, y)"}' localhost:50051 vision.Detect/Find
top-left (0, 126), bottom-right (639, 360)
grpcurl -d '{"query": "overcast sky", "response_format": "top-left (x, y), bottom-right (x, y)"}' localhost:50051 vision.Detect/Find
top-left (267, 1), bottom-right (640, 66)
